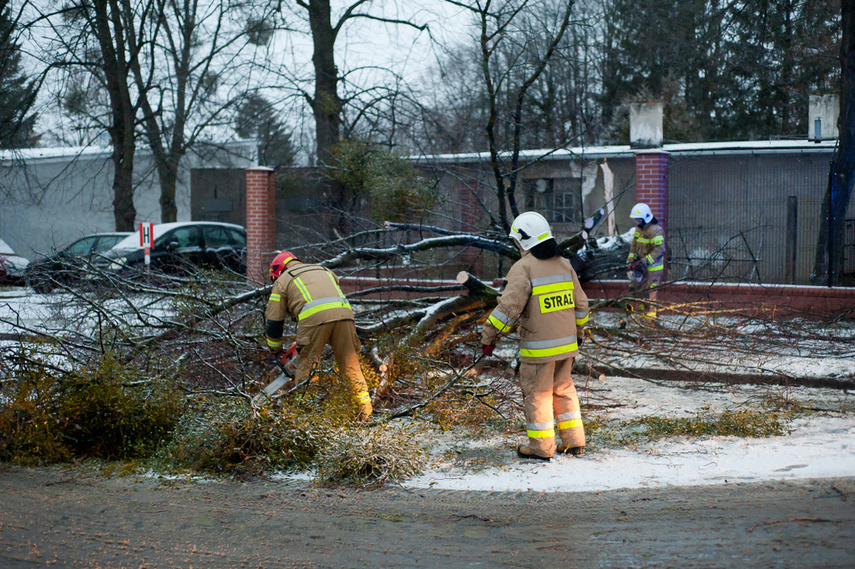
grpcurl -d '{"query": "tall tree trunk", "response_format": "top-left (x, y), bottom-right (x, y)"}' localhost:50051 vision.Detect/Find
top-left (813, 0), bottom-right (855, 285)
top-left (305, 0), bottom-right (340, 164)
top-left (93, 0), bottom-right (137, 231)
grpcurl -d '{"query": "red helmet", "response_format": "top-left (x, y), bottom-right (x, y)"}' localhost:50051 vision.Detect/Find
top-left (269, 250), bottom-right (300, 281)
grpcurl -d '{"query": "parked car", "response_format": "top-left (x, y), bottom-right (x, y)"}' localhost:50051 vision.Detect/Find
top-left (24, 232), bottom-right (132, 293)
top-left (97, 222), bottom-right (247, 277)
top-left (0, 238), bottom-right (30, 285)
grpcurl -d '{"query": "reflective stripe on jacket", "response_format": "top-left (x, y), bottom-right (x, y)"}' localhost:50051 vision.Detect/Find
top-left (627, 222), bottom-right (666, 272)
top-left (266, 261), bottom-right (353, 348)
top-left (481, 252), bottom-right (589, 363)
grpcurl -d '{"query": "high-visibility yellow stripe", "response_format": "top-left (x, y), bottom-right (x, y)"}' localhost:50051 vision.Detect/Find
top-left (537, 232), bottom-right (550, 241)
top-left (293, 277), bottom-right (312, 302)
top-left (328, 272), bottom-right (346, 297)
top-left (557, 418), bottom-right (583, 430)
top-left (267, 337), bottom-right (284, 349)
top-left (532, 281), bottom-right (573, 295)
top-left (355, 391), bottom-right (370, 403)
top-left (488, 313), bottom-right (513, 333)
top-left (527, 428), bottom-right (556, 439)
top-left (298, 300), bottom-right (351, 321)
top-left (647, 264), bottom-right (664, 271)
top-left (520, 341), bottom-right (578, 358)
top-left (653, 235), bottom-right (664, 245)
top-left (576, 313), bottom-right (589, 326)
top-left (270, 293), bottom-right (281, 302)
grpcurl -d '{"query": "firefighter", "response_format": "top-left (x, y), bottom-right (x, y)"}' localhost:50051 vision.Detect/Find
top-left (481, 212), bottom-right (589, 461)
top-left (626, 203), bottom-right (666, 318)
top-left (265, 251), bottom-right (372, 421)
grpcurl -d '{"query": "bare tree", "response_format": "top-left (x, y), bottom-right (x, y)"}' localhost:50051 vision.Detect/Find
top-left (42, 0), bottom-right (149, 230)
top-left (131, 0), bottom-right (258, 222)
top-left (290, 0), bottom-right (427, 164)
top-left (442, 0), bottom-right (576, 232)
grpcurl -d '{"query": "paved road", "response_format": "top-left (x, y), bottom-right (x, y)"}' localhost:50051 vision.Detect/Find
top-left (1, 466), bottom-right (853, 568)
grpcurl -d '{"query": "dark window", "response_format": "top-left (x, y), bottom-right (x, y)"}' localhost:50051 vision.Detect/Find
top-left (522, 178), bottom-right (580, 224)
top-left (227, 229), bottom-right (246, 246)
top-left (160, 227), bottom-right (200, 248)
top-left (95, 235), bottom-right (127, 252)
top-left (67, 237), bottom-right (97, 256)
top-left (203, 226), bottom-right (233, 248)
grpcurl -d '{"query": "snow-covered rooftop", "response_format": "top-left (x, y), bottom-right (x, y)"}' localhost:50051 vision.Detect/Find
top-left (416, 139), bottom-right (837, 164)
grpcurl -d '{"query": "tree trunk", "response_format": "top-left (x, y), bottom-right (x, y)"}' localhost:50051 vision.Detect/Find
top-left (93, 0), bottom-right (137, 231)
top-left (157, 157), bottom-right (180, 223)
top-left (813, 0), bottom-right (855, 285)
top-left (306, 0), bottom-right (340, 164)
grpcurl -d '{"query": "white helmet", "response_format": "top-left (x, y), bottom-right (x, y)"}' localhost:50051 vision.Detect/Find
top-left (508, 212), bottom-right (553, 251)
top-left (630, 203), bottom-right (653, 223)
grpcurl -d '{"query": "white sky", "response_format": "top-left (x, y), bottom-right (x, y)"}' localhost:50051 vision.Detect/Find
top-left (17, 0), bottom-right (473, 149)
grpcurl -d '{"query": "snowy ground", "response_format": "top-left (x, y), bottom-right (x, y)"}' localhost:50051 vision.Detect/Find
top-left (3, 286), bottom-right (855, 493)
top-left (404, 376), bottom-right (855, 493)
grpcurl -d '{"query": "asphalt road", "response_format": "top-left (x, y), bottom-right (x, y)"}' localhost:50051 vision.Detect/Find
top-left (1, 466), bottom-right (853, 568)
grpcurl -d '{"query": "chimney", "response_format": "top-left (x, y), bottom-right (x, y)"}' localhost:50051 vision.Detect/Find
top-left (630, 102), bottom-right (664, 148)
top-left (808, 94), bottom-right (839, 142)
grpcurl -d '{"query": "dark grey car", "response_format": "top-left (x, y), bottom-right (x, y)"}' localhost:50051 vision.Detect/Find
top-left (97, 222), bottom-right (247, 278)
top-left (24, 232), bottom-right (132, 293)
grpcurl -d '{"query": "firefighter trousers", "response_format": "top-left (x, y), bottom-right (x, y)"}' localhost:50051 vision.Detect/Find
top-left (629, 269), bottom-right (664, 315)
top-left (295, 319), bottom-right (372, 419)
top-left (519, 357), bottom-right (585, 458)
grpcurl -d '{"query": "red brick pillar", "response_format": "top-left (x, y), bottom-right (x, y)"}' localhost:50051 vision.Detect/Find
top-left (635, 150), bottom-right (670, 235)
top-left (246, 167), bottom-right (276, 284)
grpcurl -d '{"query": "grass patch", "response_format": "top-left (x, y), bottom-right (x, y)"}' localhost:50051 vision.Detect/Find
top-left (586, 404), bottom-right (795, 450)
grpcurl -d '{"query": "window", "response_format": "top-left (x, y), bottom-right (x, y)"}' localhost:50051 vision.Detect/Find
top-left (227, 229), bottom-right (246, 247)
top-left (161, 227), bottom-right (200, 248)
top-left (66, 237), bottom-right (97, 256)
top-left (521, 178), bottom-right (580, 224)
top-left (202, 226), bottom-right (232, 248)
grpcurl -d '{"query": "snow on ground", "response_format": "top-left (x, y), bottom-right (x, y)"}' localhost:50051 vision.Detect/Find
top-left (404, 377), bottom-right (855, 493)
top-left (3, 287), bottom-right (855, 493)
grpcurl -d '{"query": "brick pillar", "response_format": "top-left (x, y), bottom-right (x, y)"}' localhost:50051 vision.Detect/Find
top-left (635, 150), bottom-right (670, 235)
top-left (246, 167), bottom-right (276, 284)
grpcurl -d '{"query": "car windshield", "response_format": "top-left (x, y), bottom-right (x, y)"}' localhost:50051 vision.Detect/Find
top-left (97, 235), bottom-right (130, 252)
top-left (66, 237), bottom-right (97, 256)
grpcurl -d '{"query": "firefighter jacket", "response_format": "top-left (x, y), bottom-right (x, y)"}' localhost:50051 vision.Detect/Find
top-left (627, 221), bottom-right (666, 274)
top-left (265, 261), bottom-right (353, 350)
top-left (481, 252), bottom-right (589, 364)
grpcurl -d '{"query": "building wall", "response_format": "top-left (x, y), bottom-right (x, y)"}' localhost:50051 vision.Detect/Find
top-left (0, 143), bottom-right (256, 261)
top-left (668, 150), bottom-right (837, 284)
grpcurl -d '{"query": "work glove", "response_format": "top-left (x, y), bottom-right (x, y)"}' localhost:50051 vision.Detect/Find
top-left (481, 344), bottom-right (495, 357)
top-left (628, 260), bottom-right (644, 271)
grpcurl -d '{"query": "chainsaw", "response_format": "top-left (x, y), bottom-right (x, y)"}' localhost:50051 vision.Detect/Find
top-left (252, 342), bottom-right (298, 404)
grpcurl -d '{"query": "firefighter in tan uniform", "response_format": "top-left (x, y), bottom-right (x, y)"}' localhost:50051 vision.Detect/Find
top-left (265, 251), bottom-right (372, 420)
top-left (626, 203), bottom-right (666, 318)
top-left (481, 212), bottom-right (589, 461)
